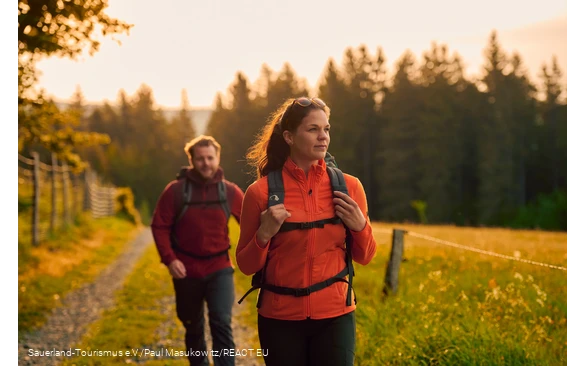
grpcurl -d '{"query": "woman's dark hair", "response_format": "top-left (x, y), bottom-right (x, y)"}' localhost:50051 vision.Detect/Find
top-left (246, 97), bottom-right (330, 180)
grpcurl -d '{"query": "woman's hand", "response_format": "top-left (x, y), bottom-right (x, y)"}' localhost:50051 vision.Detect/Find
top-left (333, 191), bottom-right (366, 232)
top-left (256, 203), bottom-right (291, 247)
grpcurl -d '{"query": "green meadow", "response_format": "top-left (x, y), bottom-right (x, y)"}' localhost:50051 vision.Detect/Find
top-left (351, 223), bottom-right (565, 365)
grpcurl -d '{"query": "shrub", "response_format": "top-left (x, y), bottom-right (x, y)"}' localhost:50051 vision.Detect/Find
top-left (115, 187), bottom-right (142, 226)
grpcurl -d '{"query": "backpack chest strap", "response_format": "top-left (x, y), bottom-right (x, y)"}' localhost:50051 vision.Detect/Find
top-left (185, 199), bottom-right (228, 205)
top-left (278, 217), bottom-right (342, 232)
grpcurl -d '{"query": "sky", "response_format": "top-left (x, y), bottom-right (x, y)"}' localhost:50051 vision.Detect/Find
top-left (33, 0), bottom-right (567, 109)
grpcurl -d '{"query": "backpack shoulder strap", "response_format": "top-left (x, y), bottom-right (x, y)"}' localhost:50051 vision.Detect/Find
top-left (218, 180), bottom-right (231, 221)
top-left (326, 166), bottom-right (355, 306)
top-left (174, 178), bottom-right (192, 224)
top-left (248, 169), bottom-right (284, 308)
top-left (176, 166), bottom-right (189, 180)
top-left (326, 166), bottom-right (348, 195)
top-left (173, 166), bottom-right (191, 224)
top-left (267, 169), bottom-right (285, 208)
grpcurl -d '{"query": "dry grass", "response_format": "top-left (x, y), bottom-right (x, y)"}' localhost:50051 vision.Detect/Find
top-left (370, 222), bottom-right (567, 268)
top-left (19, 231), bottom-right (109, 280)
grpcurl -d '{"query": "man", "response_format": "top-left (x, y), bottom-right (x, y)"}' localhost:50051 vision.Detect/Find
top-left (151, 135), bottom-right (244, 366)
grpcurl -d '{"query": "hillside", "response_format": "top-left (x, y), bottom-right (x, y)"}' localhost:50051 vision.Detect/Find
top-left (55, 101), bottom-right (213, 136)
top-left (159, 108), bottom-right (212, 136)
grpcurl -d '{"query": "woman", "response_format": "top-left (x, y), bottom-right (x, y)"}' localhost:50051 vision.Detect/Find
top-left (236, 97), bottom-right (377, 366)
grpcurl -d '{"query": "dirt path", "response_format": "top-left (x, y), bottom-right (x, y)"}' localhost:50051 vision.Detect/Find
top-left (18, 226), bottom-right (264, 366)
top-left (140, 293), bottom-right (264, 365)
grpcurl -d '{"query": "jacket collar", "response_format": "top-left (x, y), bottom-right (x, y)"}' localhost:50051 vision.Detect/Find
top-left (186, 166), bottom-right (225, 185)
top-left (283, 157), bottom-right (326, 183)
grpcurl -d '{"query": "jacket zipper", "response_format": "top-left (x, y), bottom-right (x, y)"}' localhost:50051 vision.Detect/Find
top-left (306, 171), bottom-right (316, 319)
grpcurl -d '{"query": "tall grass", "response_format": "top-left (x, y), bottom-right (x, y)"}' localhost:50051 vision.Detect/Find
top-left (228, 223), bottom-right (568, 365)
top-left (353, 223), bottom-right (566, 365)
top-left (28, 215), bottom-right (565, 365)
top-left (230, 222), bottom-right (566, 365)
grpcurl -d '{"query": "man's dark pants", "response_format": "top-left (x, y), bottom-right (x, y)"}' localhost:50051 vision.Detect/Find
top-left (173, 267), bottom-right (235, 366)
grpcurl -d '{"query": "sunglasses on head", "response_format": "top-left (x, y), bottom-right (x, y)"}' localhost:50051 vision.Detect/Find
top-left (278, 97), bottom-right (327, 124)
top-left (292, 97), bottom-right (326, 108)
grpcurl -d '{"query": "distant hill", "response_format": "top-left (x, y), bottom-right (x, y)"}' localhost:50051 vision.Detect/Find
top-left (55, 101), bottom-right (213, 136)
top-left (159, 108), bottom-right (212, 136)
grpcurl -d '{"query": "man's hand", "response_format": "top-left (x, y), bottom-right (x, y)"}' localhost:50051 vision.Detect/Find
top-left (167, 259), bottom-right (187, 279)
top-left (256, 203), bottom-right (291, 247)
top-left (333, 191), bottom-right (367, 232)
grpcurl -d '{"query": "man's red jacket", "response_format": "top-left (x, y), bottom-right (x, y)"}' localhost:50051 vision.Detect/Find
top-left (151, 167), bottom-right (244, 278)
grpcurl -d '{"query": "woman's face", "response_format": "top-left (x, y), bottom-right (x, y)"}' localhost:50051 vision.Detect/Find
top-left (286, 109), bottom-right (330, 162)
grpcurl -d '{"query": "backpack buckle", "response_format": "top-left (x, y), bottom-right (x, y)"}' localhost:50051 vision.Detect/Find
top-left (300, 222), bottom-right (312, 230)
top-left (294, 288), bottom-right (311, 297)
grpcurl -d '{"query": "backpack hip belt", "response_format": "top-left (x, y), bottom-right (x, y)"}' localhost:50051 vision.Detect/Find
top-left (238, 266), bottom-right (355, 304)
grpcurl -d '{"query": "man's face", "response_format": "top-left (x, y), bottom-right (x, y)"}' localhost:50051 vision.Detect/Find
top-left (191, 145), bottom-right (220, 180)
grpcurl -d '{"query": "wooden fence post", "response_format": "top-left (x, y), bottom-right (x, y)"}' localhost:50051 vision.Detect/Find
top-left (31, 152), bottom-right (40, 247)
top-left (383, 229), bottom-right (406, 296)
top-left (90, 172), bottom-right (98, 218)
top-left (50, 153), bottom-right (57, 233)
top-left (83, 169), bottom-right (92, 212)
top-left (71, 173), bottom-right (77, 219)
top-left (109, 187), bottom-right (116, 216)
top-left (62, 161), bottom-right (71, 226)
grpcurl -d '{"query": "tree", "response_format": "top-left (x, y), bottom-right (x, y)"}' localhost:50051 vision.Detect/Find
top-left (329, 45), bottom-right (387, 217)
top-left (527, 57), bottom-right (567, 199)
top-left (264, 63), bottom-right (309, 111)
top-left (18, 0), bottom-right (132, 168)
top-left (376, 50), bottom-right (423, 221)
top-left (18, 0), bottom-right (132, 99)
top-left (207, 73), bottom-right (257, 189)
top-left (477, 32), bottom-right (537, 224)
top-left (171, 89), bottom-right (196, 145)
top-left (415, 43), bottom-right (475, 223)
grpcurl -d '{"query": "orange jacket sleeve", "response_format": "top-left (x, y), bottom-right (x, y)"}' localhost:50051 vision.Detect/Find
top-left (347, 176), bottom-right (377, 265)
top-left (236, 182), bottom-right (270, 275)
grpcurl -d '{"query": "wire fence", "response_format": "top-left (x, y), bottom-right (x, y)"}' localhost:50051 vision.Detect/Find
top-left (18, 152), bottom-right (118, 246)
top-left (379, 227), bottom-right (567, 295)
top-left (406, 231), bottom-right (567, 271)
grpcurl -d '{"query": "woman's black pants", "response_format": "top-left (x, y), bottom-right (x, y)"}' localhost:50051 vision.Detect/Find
top-left (257, 310), bottom-right (356, 366)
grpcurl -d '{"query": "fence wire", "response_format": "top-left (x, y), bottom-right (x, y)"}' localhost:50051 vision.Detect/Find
top-left (405, 230), bottom-right (567, 271)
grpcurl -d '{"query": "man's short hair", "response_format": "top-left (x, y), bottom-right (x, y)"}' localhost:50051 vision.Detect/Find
top-left (184, 135), bottom-right (222, 161)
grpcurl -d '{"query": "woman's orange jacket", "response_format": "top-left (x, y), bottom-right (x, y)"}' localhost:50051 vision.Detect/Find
top-left (236, 157), bottom-right (377, 320)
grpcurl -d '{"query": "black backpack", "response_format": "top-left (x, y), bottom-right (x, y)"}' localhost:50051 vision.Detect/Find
top-left (238, 153), bottom-right (356, 307)
top-left (170, 167), bottom-right (231, 260)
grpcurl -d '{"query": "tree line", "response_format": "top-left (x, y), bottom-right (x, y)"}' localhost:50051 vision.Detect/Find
top-left (206, 33), bottom-right (566, 230)
top-left (17, 0), bottom-right (566, 230)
